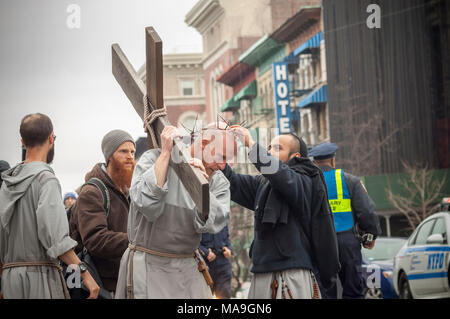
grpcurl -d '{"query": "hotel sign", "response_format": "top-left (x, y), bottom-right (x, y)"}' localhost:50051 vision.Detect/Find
top-left (272, 62), bottom-right (292, 134)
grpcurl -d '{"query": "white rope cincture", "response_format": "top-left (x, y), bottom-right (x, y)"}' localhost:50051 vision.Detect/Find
top-left (143, 94), bottom-right (167, 148)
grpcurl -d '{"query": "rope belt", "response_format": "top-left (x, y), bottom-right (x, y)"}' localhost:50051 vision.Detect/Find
top-left (127, 243), bottom-right (195, 299)
top-left (143, 94), bottom-right (167, 149)
top-left (2, 261), bottom-right (70, 299)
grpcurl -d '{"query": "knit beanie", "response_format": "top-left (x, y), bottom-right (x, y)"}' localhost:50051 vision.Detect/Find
top-left (101, 130), bottom-right (135, 163)
top-left (63, 192), bottom-right (78, 201)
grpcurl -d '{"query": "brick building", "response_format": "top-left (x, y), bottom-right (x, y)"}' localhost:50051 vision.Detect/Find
top-left (185, 0), bottom-right (316, 124)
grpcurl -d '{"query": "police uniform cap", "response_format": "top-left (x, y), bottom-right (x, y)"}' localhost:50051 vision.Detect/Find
top-left (308, 142), bottom-right (338, 160)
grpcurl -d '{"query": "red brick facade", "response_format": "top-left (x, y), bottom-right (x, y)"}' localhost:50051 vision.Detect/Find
top-left (166, 104), bottom-right (206, 127)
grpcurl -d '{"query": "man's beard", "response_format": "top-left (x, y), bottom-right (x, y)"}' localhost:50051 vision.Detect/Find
top-left (108, 156), bottom-right (136, 189)
top-left (46, 145), bottom-right (55, 164)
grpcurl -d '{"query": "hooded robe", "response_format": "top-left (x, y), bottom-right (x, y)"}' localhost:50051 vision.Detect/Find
top-left (0, 162), bottom-right (77, 299)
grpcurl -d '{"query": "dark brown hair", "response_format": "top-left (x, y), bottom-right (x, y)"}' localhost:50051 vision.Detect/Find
top-left (20, 113), bottom-right (53, 147)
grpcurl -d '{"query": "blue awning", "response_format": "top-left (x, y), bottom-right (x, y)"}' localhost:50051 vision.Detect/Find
top-left (284, 51), bottom-right (299, 64)
top-left (297, 84), bottom-right (328, 108)
top-left (293, 32), bottom-right (323, 56)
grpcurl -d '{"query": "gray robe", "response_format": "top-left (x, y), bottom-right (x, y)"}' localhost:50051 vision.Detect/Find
top-left (0, 162), bottom-right (77, 299)
top-left (248, 269), bottom-right (321, 299)
top-left (115, 149), bottom-right (230, 299)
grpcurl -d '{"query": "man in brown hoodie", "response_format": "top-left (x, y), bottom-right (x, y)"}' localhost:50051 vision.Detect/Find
top-left (70, 130), bottom-right (136, 295)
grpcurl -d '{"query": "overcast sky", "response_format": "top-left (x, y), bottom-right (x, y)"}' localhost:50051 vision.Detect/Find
top-left (0, 0), bottom-right (202, 193)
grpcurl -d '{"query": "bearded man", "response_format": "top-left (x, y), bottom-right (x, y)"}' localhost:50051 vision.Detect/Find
top-left (70, 129), bottom-right (136, 296)
top-left (221, 127), bottom-right (340, 299)
top-left (0, 113), bottom-right (99, 299)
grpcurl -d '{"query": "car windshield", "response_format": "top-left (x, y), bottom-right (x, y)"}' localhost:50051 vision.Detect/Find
top-left (362, 238), bottom-right (406, 261)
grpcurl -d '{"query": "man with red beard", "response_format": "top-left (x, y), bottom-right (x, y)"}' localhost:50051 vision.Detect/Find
top-left (70, 130), bottom-right (136, 297)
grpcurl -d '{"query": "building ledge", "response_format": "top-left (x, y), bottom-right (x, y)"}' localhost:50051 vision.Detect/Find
top-left (185, 0), bottom-right (225, 34)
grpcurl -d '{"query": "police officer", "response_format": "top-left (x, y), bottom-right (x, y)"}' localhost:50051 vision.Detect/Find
top-left (308, 142), bottom-right (381, 299)
top-left (199, 225), bottom-right (233, 299)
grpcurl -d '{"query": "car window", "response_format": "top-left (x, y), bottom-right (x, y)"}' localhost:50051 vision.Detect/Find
top-left (413, 219), bottom-right (436, 245)
top-left (408, 228), bottom-right (419, 245)
top-left (361, 239), bottom-right (406, 261)
top-left (431, 218), bottom-right (447, 242)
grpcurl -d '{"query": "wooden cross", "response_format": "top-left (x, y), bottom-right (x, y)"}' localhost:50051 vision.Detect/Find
top-left (111, 27), bottom-right (209, 216)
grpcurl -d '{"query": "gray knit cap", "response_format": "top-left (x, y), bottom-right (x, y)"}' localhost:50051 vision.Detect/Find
top-left (101, 130), bottom-right (135, 163)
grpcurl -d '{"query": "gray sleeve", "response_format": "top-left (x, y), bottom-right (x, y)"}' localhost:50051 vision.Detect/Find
top-left (193, 171), bottom-right (230, 234)
top-left (130, 150), bottom-right (169, 222)
top-left (36, 175), bottom-right (77, 259)
top-left (0, 223), bottom-right (6, 264)
top-left (347, 174), bottom-right (382, 236)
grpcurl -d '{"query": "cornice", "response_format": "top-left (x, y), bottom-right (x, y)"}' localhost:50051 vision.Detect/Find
top-left (185, 0), bottom-right (225, 35)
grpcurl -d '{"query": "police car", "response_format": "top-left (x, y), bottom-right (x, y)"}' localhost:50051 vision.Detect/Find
top-left (393, 212), bottom-right (450, 299)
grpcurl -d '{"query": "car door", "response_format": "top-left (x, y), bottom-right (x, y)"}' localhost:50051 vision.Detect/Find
top-left (425, 217), bottom-right (449, 295)
top-left (406, 219), bottom-right (436, 296)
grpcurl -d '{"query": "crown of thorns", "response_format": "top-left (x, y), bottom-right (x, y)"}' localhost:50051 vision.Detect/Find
top-left (180, 114), bottom-right (247, 144)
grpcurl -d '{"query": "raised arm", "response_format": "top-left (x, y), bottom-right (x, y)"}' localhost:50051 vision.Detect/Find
top-left (154, 126), bottom-right (181, 187)
top-left (230, 125), bottom-right (307, 207)
top-left (248, 143), bottom-right (307, 206)
top-left (130, 126), bottom-right (180, 222)
top-left (221, 164), bottom-right (260, 210)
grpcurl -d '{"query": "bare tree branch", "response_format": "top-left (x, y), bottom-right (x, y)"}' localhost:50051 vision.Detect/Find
top-left (387, 163), bottom-right (448, 230)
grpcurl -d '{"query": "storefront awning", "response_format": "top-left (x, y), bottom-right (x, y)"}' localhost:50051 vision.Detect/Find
top-left (297, 84), bottom-right (327, 108)
top-left (220, 95), bottom-right (240, 112)
top-left (216, 61), bottom-right (254, 86)
top-left (293, 32), bottom-right (323, 56)
top-left (234, 81), bottom-right (257, 101)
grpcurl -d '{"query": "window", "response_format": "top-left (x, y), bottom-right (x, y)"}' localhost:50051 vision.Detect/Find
top-left (431, 218), bottom-right (447, 243)
top-left (316, 108), bottom-right (322, 138)
top-left (413, 219), bottom-right (436, 245)
top-left (181, 80), bottom-right (194, 96)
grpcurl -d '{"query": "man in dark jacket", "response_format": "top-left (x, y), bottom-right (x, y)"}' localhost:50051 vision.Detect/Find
top-left (199, 225), bottom-right (233, 299)
top-left (70, 130), bottom-right (135, 295)
top-left (221, 126), bottom-right (339, 299)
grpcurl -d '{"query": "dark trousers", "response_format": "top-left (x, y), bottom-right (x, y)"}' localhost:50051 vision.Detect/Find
top-left (207, 260), bottom-right (232, 299)
top-left (325, 230), bottom-right (365, 299)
